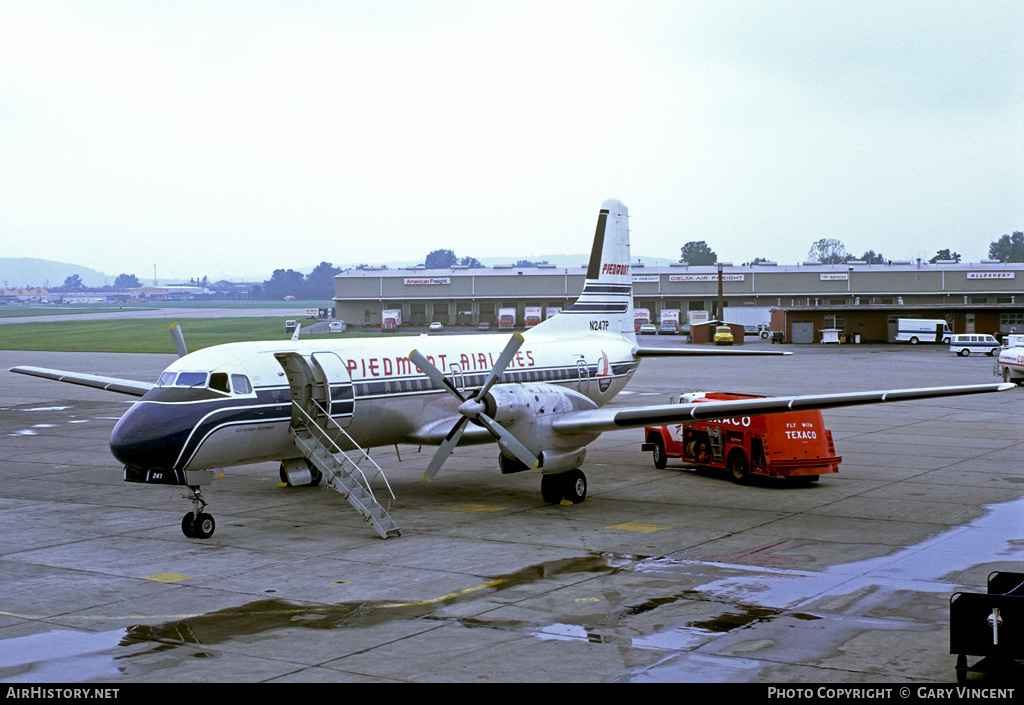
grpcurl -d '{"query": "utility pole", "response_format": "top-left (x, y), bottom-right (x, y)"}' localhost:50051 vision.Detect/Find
top-left (717, 262), bottom-right (724, 320)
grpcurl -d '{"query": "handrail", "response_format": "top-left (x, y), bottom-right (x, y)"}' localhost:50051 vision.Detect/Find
top-left (290, 401), bottom-right (396, 505)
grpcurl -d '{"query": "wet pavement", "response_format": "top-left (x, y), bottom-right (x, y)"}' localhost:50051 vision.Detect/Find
top-left (0, 343), bottom-right (1021, 683)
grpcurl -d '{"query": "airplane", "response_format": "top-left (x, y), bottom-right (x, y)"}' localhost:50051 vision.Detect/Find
top-left (10, 198), bottom-right (1015, 539)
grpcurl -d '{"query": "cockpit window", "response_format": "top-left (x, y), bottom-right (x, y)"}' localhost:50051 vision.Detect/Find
top-left (210, 372), bottom-right (231, 394)
top-left (156, 371), bottom-right (253, 394)
top-left (231, 374), bottom-right (253, 394)
top-left (176, 372), bottom-right (208, 387)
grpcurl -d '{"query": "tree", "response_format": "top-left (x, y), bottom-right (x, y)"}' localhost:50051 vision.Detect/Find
top-left (807, 238), bottom-right (847, 264)
top-left (63, 274), bottom-right (83, 290)
top-left (515, 259), bottom-right (549, 268)
top-left (742, 257), bottom-right (772, 266)
top-left (928, 248), bottom-right (961, 264)
top-left (262, 268), bottom-right (305, 300)
top-left (679, 241), bottom-right (717, 266)
top-left (458, 257), bottom-right (485, 268)
top-left (114, 273), bottom-right (141, 288)
top-left (988, 231), bottom-right (1024, 262)
top-left (304, 261), bottom-right (341, 299)
top-left (424, 249), bottom-right (457, 269)
top-left (856, 250), bottom-right (886, 264)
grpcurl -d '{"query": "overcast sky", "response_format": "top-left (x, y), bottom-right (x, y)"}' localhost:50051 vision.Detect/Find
top-left (2, 0), bottom-right (1021, 282)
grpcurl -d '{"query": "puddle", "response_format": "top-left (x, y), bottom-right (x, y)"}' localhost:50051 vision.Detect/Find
top-left (0, 629), bottom-right (124, 683)
top-left (11, 407), bottom-right (74, 412)
top-left (114, 554), bottom-right (639, 655)
top-left (647, 496), bottom-right (1024, 611)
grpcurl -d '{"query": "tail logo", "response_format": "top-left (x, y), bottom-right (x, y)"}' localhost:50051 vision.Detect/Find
top-left (601, 263), bottom-right (630, 276)
top-left (597, 350), bottom-right (612, 392)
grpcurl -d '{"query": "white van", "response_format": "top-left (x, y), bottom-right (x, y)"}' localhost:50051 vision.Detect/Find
top-left (895, 318), bottom-right (951, 344)
top-left (948, 334), bottom-right (1000, 357)
top-left (328, 321), bottom-right (347, 333)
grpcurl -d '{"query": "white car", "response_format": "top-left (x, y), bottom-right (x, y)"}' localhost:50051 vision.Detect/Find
top-left (428, 322), bottom-right (444, 331)
top-left (638, 323), bottom-right (657, 335)
top-left (948, 334), bottom-right (1000, 357)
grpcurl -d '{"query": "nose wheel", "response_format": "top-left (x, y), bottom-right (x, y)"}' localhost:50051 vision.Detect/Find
top-left (181, 485), bottom-right (216, 539)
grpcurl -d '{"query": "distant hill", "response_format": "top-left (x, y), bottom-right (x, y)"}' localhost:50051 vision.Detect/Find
top-left (0, 258), bottom-right (109, 289)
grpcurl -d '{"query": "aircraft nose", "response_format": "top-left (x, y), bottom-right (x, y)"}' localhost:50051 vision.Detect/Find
top-left (110, 404), bottom-right (180, 470)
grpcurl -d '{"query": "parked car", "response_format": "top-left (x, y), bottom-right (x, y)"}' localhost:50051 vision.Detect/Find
top-left (948, 334), bottom-right (1000, 357)
top-left (658, 322), bottom-right (679, 335)
top-left (713, 325), bottom-right (734, 345)
top-left (638, 323), bottom-right (658, 335)
top-left (477, 321), bottom-right (491, 331)
top-left (428, 322), bottom-right (444, 331)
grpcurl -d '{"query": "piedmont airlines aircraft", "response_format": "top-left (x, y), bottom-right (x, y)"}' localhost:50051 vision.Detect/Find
top-left (11, 199), bottom-right (1014, 539)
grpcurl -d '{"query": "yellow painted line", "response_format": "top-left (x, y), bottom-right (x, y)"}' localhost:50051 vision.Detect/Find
top-left (450, 504), bottom-right (506, 513)
top-left (380, 579), bottom-right (507, 607)
top-left (606, 522), bottom-right (669, 533)
top-left (142, 572), bottom-right (191, 583)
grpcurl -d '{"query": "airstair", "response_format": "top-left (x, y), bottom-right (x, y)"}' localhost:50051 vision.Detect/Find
top-left (275, 352), bottom-right (400, 539)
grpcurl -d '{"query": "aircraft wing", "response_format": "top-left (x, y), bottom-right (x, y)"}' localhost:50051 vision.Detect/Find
top-left (634, 346), bottom-right (791, 357)
top-left (552, 382), bottom-right (1015, 435)
top-left (9, 366), bottom-right (154, 397)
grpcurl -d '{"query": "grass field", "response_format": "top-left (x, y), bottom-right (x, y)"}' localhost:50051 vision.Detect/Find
top-left (0, 317), bottom-right (371, 353)
top-left (0, 300), bottom-right (332, 318)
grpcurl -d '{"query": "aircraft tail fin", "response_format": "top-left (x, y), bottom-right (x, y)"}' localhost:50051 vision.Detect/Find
top-left (530, 198), bottom-right (635, 340)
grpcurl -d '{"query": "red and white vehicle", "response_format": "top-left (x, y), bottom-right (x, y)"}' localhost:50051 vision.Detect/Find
top-left (996, 335), bottom-right (1024, 386)
top-left (642, 391), bottom-right (841, 483)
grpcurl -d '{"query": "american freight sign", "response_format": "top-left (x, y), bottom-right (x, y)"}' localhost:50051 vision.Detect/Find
top-left (404, 277), bottom-right (451, 285)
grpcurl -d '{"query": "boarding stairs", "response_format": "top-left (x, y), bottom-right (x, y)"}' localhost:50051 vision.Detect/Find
top-left (288, 401), bottom-right (401, 539)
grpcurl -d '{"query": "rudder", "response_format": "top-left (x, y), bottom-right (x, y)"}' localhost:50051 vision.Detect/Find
top-left (530, 199), bottom-right (635, 340)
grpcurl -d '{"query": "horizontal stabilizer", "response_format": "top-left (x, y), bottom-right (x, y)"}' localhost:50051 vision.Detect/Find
top-left (552, 383), bottom-right (1014, 435)
top-left (10, 366), bottom-right (153, 397)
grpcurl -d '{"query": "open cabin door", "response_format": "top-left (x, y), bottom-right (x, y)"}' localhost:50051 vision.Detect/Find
top-left (274, 351), bottom-right (354, 429)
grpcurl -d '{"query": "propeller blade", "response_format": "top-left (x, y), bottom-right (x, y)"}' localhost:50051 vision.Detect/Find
top-left (409, 349), bottom-right (465, 401)
top-left (170, 323), bottom-right (188, 358)
top-left (291, 323), bottom-right (301, 342)
top-left (476, 413), bottom-right (539, 470)
top-left (474, 333), bottom-right (525, 400)
top-left (424, 416), bottom-right (470, 482)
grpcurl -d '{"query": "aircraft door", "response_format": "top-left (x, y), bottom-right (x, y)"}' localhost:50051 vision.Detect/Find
top-left (310, 352), bottom-right (355, 428)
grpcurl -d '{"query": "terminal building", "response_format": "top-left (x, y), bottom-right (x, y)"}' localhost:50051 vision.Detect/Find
top-left (334, 260), bottom-right (1023, 343)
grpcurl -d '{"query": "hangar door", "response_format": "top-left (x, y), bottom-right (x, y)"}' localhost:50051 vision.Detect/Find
top-left (791, 322), bottom-right (815, 344)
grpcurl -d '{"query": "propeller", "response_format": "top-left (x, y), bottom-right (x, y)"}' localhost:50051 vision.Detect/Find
top-left (410, 333), bottom-right (539, 481)
top-left (170, 323), bottom-right (188, 358)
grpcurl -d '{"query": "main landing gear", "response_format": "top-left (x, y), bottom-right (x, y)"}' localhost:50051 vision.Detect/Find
top-left (181, 485), bottom-right (215, 539)
top-left (541, 469), bottom-right (588, 505)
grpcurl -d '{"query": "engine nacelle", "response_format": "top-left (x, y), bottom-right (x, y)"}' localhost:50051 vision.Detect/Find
top-left (483, 383), bottom-right (601, 466)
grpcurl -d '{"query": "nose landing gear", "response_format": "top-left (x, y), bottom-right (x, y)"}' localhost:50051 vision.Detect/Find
top-left (181, 485), bottom-right (216, 539)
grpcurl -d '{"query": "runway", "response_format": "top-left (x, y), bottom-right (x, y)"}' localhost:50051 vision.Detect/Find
top-left (1, 342), bottom-right (1021, 683)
